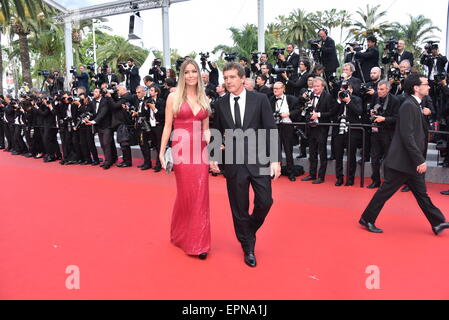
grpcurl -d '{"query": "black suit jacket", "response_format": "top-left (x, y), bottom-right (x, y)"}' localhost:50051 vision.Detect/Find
top-left (285, 52), bottom-right (300, 69)
top-left (420, 54), bottom-right (448, 79)
top-left (124, 66), bottom-right (141, 93)
top-left (355, 47), bottom-right (380, 82)
top-left (101, 73), bottom-right (119, 88)
top-left (332, 95), bottom-right (363, 124)
top-left (214, 90), bottom-right (282, 178)
top-left (310, 91), bottom-right (336, 125)
top-left (321, 37), bottom-right (339, 74)
top-left (92, 97), bottom-right (114, 130)
top-left (384, 96), bottom-right (428, 175)
top-left (285, 72), bottom-right (309, 97)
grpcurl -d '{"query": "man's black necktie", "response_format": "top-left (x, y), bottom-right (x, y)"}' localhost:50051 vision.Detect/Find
top-left (95, 100), bottom-right (100, 114)
top-left (234, 97), bottom-right (242, 128)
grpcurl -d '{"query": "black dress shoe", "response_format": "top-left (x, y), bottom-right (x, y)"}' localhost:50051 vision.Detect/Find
top-left (153, 166), bottom-right (162, 173)
top-left (91, 161), bottom-right (100, 166)
top-left (116, 162), bottom-right (132, 168)
top-left (359, 218), bottom-right (384, 233)
top-left (345, 179), bottom-right (354, 187)
top-left (0, 146), bottom-right (4, 150)
top-left (401, 186), bottom-right (410, 192)
top-left (312, 178), bottom-right (324, 185)
top-left (137, 164), bottom-right (144, 168)
top-left (301, 175), bottom-right (316, 182)
top-left (198, 253), bottom-right (208, 260)
top-left (288, 174), bottom-right (296, 182)
top-left (432, 222), bottom-right (449, 235)
top-left (244, 252), bottom-right (257, 268)
top-left (11, 151), bottom-right (21, 155)
top-left (367, 182), bottom-right (381, 189)
top-left (440, 190), bottom-right (449, 196)
top-left (328, 156), bottom-right (336, 161)
top-left (141, 165), bottom-right (152, 171)
top-left (23, 153), bottom-right (33, 158)
top-left (103, 164), bottom-right (111, 170)
top-left (335, 179), bottom-right (344, 187)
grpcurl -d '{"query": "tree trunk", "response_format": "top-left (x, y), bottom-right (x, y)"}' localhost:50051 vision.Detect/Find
top-left (18, 31), bottom-right (32, 86)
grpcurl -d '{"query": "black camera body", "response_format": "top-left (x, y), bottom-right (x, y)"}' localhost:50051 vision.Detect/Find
top-left (74, 112), bottom-right (93, 130)
top-left (339, 90), bottom-right (351, 100)
top-left (224, 53), bottom-right (237, 62)
top-left (69, 66), bottom-right (77, 74)
top-left (38, 70), bottom-right (50, 78)
top-left (176, 58), bottom-right (186, 71)
top-left (360, 83), bottom-right (374, 95)
top-left (345, 43), bottom-right (362, 53)
top-left (434, 72), bottom-right (447, 83)
top-left (251, 52), bottom-right (260, 65)
top-left (271, 47), bottom-right (285, 57)
top-left (199, 52), bottom-right (210, 62)
top-left (273, 65), bottom-right (295, 75)
top-left (425, 41), bottom-right (439, 55)
top-left (308, 38), bottom-right (321, 50)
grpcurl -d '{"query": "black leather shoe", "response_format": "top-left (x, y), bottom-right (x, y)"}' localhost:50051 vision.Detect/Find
top-left (297, 153), bottom-right (307, 159)
top-left (301, 175), bottom-right (316, 182)
top-left (0, 146), bottom-right (4, 150)
top-left (23, 153), bottom-right (33, 158)
top-left (12, 151), bottom-right (21, 155)
top-left (401, 186), bottom-right (410, 192)
top-left (116, 163), bottom-right (132, 168)
top-left (328, 156), bottom-right (336, 161)
top-left (141, 165), bottom-right (152, 171)
top-left (153, 166), bottom-right (162, 173)
top-left (244, 252), bottom-right (257, 268)
top-left (367, 182), bottom-right (381, 189)
top-left (335, 179), bottom-right (344, 187)
top-left (432, 222), bottom-right (449, 235)
top-left (137, 164), bottom-right (144, 168)
top-left (198, 253), bottom-right (208, 260)
top-left (359, 218), bottom-right (384, 233)
top-left (288, 174), bottom-right (296, 182)
top-left (91, 161), bottom-right (100, 166)
top-left (103, 164), bottom-right (111, 170)
top-left (312, 178), bottom-right (324, 185)
top-left (345, 179), bottom-right (354, 187)
top-left (100, 163), bottom-right (105, 168)
top-left (440, 190), bottom-right (449, 196)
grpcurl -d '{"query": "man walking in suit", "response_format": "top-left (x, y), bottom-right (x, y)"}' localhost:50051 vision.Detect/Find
top-left (211, 62), bottom-right (282, 268)
top-left (359, 74), bottom-right (449, 235)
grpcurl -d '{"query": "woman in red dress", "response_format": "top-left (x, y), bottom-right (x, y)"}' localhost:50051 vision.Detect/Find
top-left (159, 59), bottom-right (212, 260)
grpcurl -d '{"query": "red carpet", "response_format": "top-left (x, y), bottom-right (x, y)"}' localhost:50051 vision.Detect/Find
top-left (1, 153), bottom-right (449, 300)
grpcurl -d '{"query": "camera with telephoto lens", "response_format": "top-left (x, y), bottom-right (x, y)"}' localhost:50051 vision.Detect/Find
top-left (69, 66), bottom-right (77, 74)
top-left (370, 103), bottom-right (384, 124)
top-left (273, 65), bottom-right (295, 75)
top-left (308, 38), bottom-right (321, 50)
top-left (87, 63), bottom-right (96, 72)
top-left (251, 52), bottom-right (261, 65)
top-left (199, 52), bottom-right (209, 62)
top-left (176, 58), bottom-right (186, 71)
top-left (338, 81), bottom-right (351, 100)
top-left (360, 83), bottom-right (374, 95)
top-left (271, 47), bottom-right (285, 57)
top-left (74, 112), bottom-right (93, 130)
top-left (273, 110), bottom-right (282, 125)
top-left (434, 72), bottom-right (447, 83)
top-left (424, 41), bottom-right (439, 55)
top-left (224, 53), bottom-right (237, 62)
top-left (384, 38), bottom-right (399, 63)
top-left (338, 115), bottom-right (348, 135)
top-left (38, 70), bottom-right (50, 78)
top-left (345, 43), bottom-right (362, 53)
top-left (152, 59), bottom-right (162, 67)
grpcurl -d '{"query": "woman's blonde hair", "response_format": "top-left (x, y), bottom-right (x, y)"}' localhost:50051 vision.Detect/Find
top-left (172, 59), bottom-right (211, 115)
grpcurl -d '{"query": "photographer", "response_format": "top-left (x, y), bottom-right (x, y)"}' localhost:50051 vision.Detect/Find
top-left (145, 86), bottom-right (165, 172)
top-left (301, 77), bottom-right (336, 184)
top-left (255, 74), bottom-right (273, 99)
top-left (252, 53), bottom-right (273, 76)
top-left (47, 71), bottom-right (65, 96)
top-left (36, 96), bottom-right (60, 162)
top-left (58, 93), bottom-right (82, 165)
top-left (131, 86), bottom-right (153, 170)
top-left (260, 63), bottom-right (275, 88)
top-left (382, 39), bottom-right (414, 68)
top-left (202, 72), bottom-right (218, 100)
top-left (72, 65), bottom-right (89, 92)
top-left (11, 100), bottom-right (28, 156)
top-left (362, 67), bottom-right (382, 106)
top-left (270, 82), bottom-right (300, 181)
top-left (282, 59), bottom-right (311, 97)
top-left (277, 43), bottom-right (300, 70)
top-left (337, 63), bottom-right (362, 97)
top-left (239, 57), bottom-right (252, 79)
top-left (149, 58), bottom-right (167, 86)
top-left (76, 93), bottom-right (100, 165)
top-left (4, 95), bottom-right (16, 152)
top-left (420, 41), bottom-right (448, 102)
top-left (296, 75), bottom-right (315, 158)
top-left (0, 97), bottom-right (6, 149)
top-left (119, 58), bottom-right (141, 94)
top-left (100, 67), bottom-right (119, 89)
top-left (366, 80), bottom-right (400, 189)
top-left (85, 88), bottom-right (117, 170)
top-left (351, 35), bottom-right (380, 84)
top-left (333, 82), bottom-right (363, 187)
top-left (317, 29), bottom-right (339, 79)
top-left (389, 59), bottom-right (412, 96)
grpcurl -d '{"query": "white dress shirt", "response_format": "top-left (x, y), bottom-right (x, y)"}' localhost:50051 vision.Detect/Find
top-left (230, 89), bottom-right (247, 126)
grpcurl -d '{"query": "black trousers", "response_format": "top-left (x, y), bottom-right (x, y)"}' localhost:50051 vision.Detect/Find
top-left (308, 126), bottom-right (328, 179)
top-left (79, 127), bottom-right (98, 162)
top-left (29, 127), bottom-right (44, 155)
top-left (41, 127), bottom-right (59, 157)
top-left (149, 125), bottom-right (163, 167)
top-left (370, 130), bottom-right (393, 183)
top-left (13, 125), bottom-right (28, 153)
top-left (361, 167), bottom-right (446, 227)
top-left (279, 124), bottom-right (295, 174)
top-left (6, 123), bottom-right (14, 150)
top-left (98, 128), bottom-right (115, 165)
top-left (138, 130), bottom-right (152, 166)
top-left (335, 130), bottom-right (362, 180)
top-left (0, 120), bottom-right (5, 147)
top-left (60, 127), bottom-right (80, 161)
top-left (226, 165), bottom-right (273, 254)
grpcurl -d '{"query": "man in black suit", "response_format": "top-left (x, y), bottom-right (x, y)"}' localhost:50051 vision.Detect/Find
top-left (301, 77), bottom-right (335, 184)
top-left (85, 88), bottom-right (117, 170)
top-left (148, 58), bottom-right (167, 86)
top-left (120, 58), bottom-right (141, 94)
top-left (351, 35), bottom-right (379, 83)
top-left (382, 40), bottom-right (414, 67)
top-left (420, 43), bottom-right (448, 102)
top-left (282, 59), bottom-right (311, 97)
top-left (359, 74), bottom-right (449, 235)
top-left (317, 29), bottom-right (339, 79)
top-left (211, 62), bottom-right (282, 268)
top-left (270, 82), bottom-right (300, 181)
top-left (101, 67), bottom-right (119, 89)
top-left (278, 43), bottom-right (300, 70)
top-left (145, 85), bottom-right (165, 172)
top-left (255, 75), bottom-right (273, 99)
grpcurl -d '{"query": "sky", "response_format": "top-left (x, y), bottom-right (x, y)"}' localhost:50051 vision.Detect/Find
top-left (57, 0), bottom-right (449, 56)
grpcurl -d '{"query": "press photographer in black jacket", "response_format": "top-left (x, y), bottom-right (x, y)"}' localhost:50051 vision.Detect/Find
top-left (350, 35), bottom-right (379, 83)
top-left (149, 58), bottom-right (167, 86)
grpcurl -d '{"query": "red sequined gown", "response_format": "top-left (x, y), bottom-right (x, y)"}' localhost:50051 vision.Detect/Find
top-left (170, 102), bottom-right (211, 255)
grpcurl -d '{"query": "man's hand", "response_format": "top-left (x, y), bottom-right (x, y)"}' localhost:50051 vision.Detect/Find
top-left (271, 162), bottom-right (282, 180)
top-left (210, 161), bottom-right (220, 174)
top-left (281, 72), bottom-right (288, 79)
top-left (131, 111), bottom-right (138, 117)
top-left (373, 116), bottom-right (386, 123)
top-left (417, 162), bottom-right (427, 174)
top-left (422, 108), bottom-right (432, 116)
top-left (367, 89), bottom-right (375, 96)
top-left (310, 111), bottom-right (319, 121)
top-left (281, 112), bottom-right (290, 119)
top-left (340, 94), bottom-right (351, 104)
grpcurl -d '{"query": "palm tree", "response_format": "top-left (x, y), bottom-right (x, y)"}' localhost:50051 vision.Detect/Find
top-left (349, 4), bottom-right (392, 42)
top-left (281, 9), bottom-right (319, 50)
top-left (392, 15), bottom-right (441, 57)
top-left (335, 10), bottom-right (352, 45)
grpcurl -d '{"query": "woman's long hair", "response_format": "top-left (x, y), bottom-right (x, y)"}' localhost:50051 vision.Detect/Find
top-left (172, 59), bottom-right (211, 116)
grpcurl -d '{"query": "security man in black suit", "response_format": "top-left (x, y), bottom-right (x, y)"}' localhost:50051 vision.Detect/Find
top-left (333, 84), bottom-right (363, 187)
top-left (317, 29), bottom-right (339, 79)
top-left (360, 74), bottom-right (449, 235)
top-left (301, 77), bottom-right (335, 184)
top-left (270, 82), bottom-right (300, 181)
top-left (367, 80), bottom-right (400, 189)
